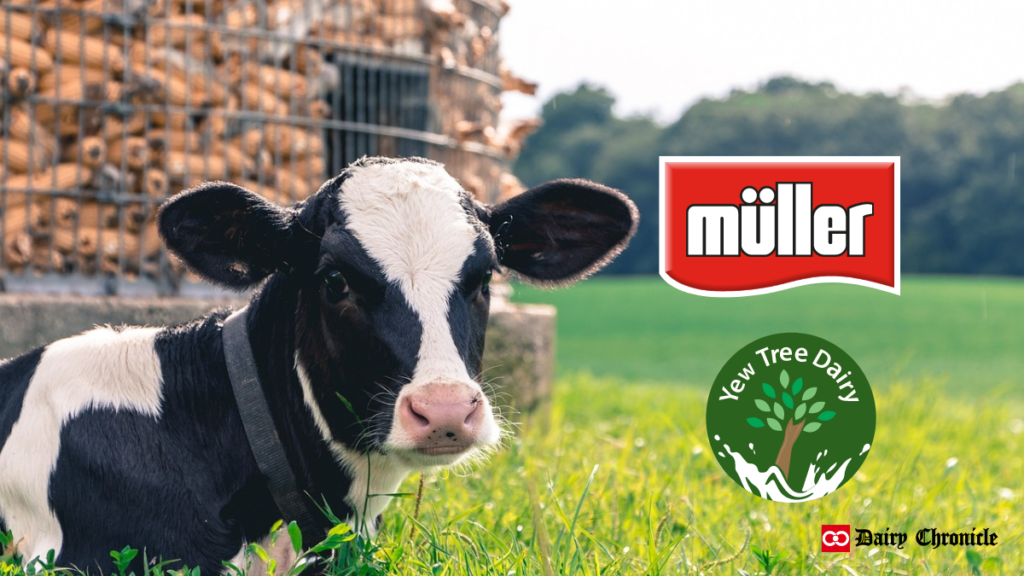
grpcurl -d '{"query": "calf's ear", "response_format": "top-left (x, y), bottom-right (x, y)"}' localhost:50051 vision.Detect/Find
top-left (158, 181), bottom-right (315, 289)
top-left (486, 179), bottom-right (638, 285)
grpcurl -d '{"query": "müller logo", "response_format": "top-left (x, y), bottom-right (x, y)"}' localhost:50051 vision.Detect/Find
top-left (686, 183), bottom-right (873, 257)
top-left (660, 157), bottom-right (900, 296)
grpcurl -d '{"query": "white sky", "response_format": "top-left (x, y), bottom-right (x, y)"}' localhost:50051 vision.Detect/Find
top-left (499, 0), bottom-right (1024, 122)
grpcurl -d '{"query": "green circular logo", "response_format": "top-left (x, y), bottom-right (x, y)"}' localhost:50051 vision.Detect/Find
top-left (706, 333), bottom-right (876, 503)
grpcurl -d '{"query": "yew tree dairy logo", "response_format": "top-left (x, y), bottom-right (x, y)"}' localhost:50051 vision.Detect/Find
top-left (707, 333), bottom-right (876, 503)
top-left (659, 157), bottom-right (900, 296)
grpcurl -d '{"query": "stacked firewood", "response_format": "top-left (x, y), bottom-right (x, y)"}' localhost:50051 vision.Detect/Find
top-left (1, 0), bottom-right (537, 281)
top-left (0, 1), bottom-right (335, 278)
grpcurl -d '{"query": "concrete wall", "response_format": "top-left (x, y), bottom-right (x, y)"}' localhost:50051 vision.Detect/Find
top-left (0, 295), bottom-right (554, 419)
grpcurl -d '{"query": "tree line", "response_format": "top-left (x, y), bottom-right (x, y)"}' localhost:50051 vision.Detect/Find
top-left (513, 77), bottom-right (1024, 276)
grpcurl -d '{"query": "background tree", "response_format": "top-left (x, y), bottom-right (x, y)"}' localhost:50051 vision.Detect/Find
top-left (745, 370), bottom-right (835, 479)
top-left (514, 77), bottom-right (1024, 277)
top-left (513, 84), bottom-right (661, 274)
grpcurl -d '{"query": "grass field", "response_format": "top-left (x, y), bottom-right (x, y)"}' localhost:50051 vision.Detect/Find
top-left (510, 275), bottom-right (1024, 394)
top-left (368, 376), bottom-right (1023, 575)
top-left (3, 276), bottom-right (1021, 575)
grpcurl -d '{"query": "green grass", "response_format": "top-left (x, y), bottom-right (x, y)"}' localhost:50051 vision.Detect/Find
top-left (510, 275), bottom-right (1024, 393)
top-left (380, 375), bottom-right (1023, 574)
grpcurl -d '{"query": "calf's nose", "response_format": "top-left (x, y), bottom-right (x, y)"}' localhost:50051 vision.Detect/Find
top-left (398, 383), bottom-right (485, 450)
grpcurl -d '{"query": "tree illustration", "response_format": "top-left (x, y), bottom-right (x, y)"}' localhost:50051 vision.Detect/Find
top-left (745, 369), bottom-right (836, 479)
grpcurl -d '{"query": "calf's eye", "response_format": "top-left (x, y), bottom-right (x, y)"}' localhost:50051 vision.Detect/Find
top-left (474, 269), bottom-right (493, 298)
top-left (324, 269), bottom-right (350, 301)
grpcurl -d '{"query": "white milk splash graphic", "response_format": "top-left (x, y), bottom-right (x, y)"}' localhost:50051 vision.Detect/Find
top-left (717, 442), bottom-right (870, 502)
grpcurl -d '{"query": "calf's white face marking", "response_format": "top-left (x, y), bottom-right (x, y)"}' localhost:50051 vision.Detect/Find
top-left (339, 162), bottom-right (477, 384)
top-left (0, 327), bottom-right (163, 563)
top-left (336, 162), bottom-right (500, 466)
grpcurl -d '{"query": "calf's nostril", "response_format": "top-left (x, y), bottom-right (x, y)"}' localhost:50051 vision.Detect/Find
top-left (404, 398), bottom-right (430, 426)
top-left (464, 400), bottom-right (481, 425)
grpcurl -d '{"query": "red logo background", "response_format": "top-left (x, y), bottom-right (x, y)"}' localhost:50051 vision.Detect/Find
top-left (821, 525), bottom-right (852, 552)
top-left (661, 158), bottom-right (898, 295)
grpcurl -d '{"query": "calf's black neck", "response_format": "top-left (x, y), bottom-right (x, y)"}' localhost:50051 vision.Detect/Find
top-left (235, 273), bottom-right (358, 540)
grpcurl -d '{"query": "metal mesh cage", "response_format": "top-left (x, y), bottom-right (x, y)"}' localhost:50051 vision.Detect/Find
top-left (1, 0), bottom-right (535, 296)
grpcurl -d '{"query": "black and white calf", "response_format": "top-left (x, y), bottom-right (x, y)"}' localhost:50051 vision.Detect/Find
top-left (0, 157), bottom-right (637, 573)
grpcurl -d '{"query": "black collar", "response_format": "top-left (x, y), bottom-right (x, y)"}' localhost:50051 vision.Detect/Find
top-left (222, 307), bottom-right (325, 541)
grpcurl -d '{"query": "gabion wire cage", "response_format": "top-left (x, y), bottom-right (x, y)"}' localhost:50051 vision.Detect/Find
top-left (1, 0), bottom-right (535, 296)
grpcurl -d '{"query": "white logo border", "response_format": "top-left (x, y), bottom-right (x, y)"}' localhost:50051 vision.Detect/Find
top-left (658, 156), bottom-right (901, 298)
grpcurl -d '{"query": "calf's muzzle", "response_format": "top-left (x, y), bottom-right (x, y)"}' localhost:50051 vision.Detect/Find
top-left (397, 382), bottom-right (486, 455)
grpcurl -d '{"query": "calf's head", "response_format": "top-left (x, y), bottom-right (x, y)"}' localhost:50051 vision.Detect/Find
top-left (159, 157), bottom-right (637, 469)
